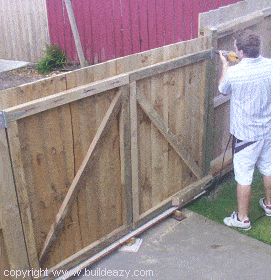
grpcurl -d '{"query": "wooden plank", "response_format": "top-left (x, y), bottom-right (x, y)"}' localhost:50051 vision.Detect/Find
top-left (0, 129), bottom-right (31, 276)
top-left (44, 225), bottom-right (130, 279)
top-left (129, 49), bottom-right (212, 82)
top-left (0, 0), bottom-right (49, 62)
top-left (138, 0), bottom-right (149, 51)
top-left (164, 0), bottom-right (175, 45)
top-left (216, 12), bottom-right (264, 38)
top-left (39, 91), bottom-right (123, 263)
top-left (52, 207), bottom-right (177, 280)
top-left (166, 64), bottom-right (187, 199)
top-left (0, 74), bottom-right (67, 110)
top-left (137, 197), bottom-right (173, 225)
top-left (4, 74), bottom-right (129, 123)
top-left (210, 149), bottom-right (233, 176)
top-left (150, 65), bottom-right (169, 208)
top-left (64, 0), bottom-right (88, 67)
top-left (130, 82), bottom-right (140, 223)
top-left (137, 80), bottom-right (153, 215)
top-left (172, 175), bottom-right (213, 207)
top-left (137, 92), bottom-right (203, 179)
top-left (214, 94), bottom-right (230, 108)
top-left (201, 59), bottom-right (216, 175)
top-left (199, 0), bottom-right (270, 34)
top-left (147, 0), bottom-right (157, 49)
top-left (6, 122), bottom-right (40, 269)
top-left (119, 86), bottom-right (133, 225)
top-left (128, 0), bottom-right (140, 53)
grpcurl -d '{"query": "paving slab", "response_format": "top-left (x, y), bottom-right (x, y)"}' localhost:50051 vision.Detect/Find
top-left (74, 209), bottom-right (270, 280)
top-left (0, 59), bottom-right (29, 73)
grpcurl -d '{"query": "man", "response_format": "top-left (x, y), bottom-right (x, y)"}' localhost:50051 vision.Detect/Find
top-left (218, 29), bottom-right (271, 230)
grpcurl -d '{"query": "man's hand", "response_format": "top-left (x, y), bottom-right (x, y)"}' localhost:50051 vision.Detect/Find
top-left (219, 50), bottom-right (228, 66)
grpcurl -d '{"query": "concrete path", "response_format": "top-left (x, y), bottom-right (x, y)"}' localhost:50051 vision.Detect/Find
top-left (75, 209), bottom-right (270, 280)
top-left (0, 59), bottom-right (29, 73)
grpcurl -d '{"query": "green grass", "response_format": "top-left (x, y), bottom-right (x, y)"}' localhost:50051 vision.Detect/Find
top-left (186, 171), bottom-right (271, 244)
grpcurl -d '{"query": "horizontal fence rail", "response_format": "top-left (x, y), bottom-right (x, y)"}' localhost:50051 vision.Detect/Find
top-left (0, 49), bottom-right (212, 126)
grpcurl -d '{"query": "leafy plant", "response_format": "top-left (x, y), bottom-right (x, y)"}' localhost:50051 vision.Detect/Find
top-left (37, 44), bottom-right (67, 74)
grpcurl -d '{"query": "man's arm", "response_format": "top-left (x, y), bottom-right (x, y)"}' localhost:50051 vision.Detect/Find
top-left (218, 51), bottom-right (231, 95)
top-left (219, 51), bottom-right (229, 84)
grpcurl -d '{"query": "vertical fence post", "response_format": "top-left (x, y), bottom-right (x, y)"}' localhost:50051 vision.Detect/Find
top-left (64, 0), bottom-right (88, 67)
top-left (201, 30), bottom-right (218, 175)
top-left (0, 128), bottom-right (31, 279)
top-left (119, 86), bottom-right (133, 226)
top-left (129, 81), bottom-right (140, 225)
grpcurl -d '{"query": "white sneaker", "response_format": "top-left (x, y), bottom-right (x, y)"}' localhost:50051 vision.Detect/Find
top-left (223, 211), bottom-right (251, 230)
top-left (259, 198), bottom-right (271, 216)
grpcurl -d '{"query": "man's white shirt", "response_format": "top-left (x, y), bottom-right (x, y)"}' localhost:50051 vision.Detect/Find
top-left (219, 56), bottom-right (271, 141)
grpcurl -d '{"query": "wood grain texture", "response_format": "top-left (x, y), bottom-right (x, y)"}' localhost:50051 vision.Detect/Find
top-left (0, 75), bottom-right (67, 110)
top-left (130, 82), bottom-right (140, 222)
top-left (7, 122), bottom-right (40, 269)
top-left (137, 92), bottom-right (203, 179)
top-left (0, 129), bottom-right (31, 277)
top-left (4, 75), bottom-right (129, 123)
top-left (39, 91), bottom-right (122, 264)
top-left (0, 0), bottom-right (50, 61)
top-left (172, 175), bottom-right (213, 207)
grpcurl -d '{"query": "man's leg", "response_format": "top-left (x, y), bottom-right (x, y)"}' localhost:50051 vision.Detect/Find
top-left (223, 138), bottom-right (256, 229)
top-left (263, 175), bottom-right (271, 206)
top-left (237, 184), bottom-right (251, 221)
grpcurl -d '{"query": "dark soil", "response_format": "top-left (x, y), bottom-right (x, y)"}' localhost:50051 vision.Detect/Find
top-left (0, 64), bottom-right (79, 91)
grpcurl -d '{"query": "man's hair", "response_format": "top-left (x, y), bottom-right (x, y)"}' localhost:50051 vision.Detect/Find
top-left (234, 30), bottom-right (261, 58)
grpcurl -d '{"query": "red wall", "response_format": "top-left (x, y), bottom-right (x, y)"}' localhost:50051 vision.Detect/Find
top-left (46, 0), bottom-right (240, 64)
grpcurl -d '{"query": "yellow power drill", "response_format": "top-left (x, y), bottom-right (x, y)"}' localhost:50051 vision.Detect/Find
top-left (214, 50), bottom-right (239, 63)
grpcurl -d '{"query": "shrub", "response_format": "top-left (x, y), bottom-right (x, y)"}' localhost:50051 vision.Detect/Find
top-left (37, 44), bottom-right (67, 74)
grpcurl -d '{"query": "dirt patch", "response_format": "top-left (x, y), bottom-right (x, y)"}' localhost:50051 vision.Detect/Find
top-left (0, 64), bottom-right (79, 91)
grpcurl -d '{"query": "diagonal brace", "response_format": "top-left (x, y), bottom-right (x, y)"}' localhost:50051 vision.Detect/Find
top-left (39, 91), bottom-right (122, 263)
top-left (137, 92), bottom-right (203, 179)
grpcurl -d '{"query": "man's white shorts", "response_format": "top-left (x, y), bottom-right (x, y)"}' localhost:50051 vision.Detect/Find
top-left (233, 137), bottom-right (271, 186)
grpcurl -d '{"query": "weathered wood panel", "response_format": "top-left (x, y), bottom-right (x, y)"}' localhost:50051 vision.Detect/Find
top-left (0, 0), bottom-right (50, 61)
top-left (0, 36), bottom-right (211, 111)
top-left (137, 60), bottom-right (209, 216)
top-left (199, 0), bottom-right (270, 35)
top-left (7, 88), bottom-right (126, 268)
top-left (0, 75), bottom-right (67, 110)
top-left (0, 129), bottom-right (31, 278)
top-left (7, 105), bottom-right (79, 268)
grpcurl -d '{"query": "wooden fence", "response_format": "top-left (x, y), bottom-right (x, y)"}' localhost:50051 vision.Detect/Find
top-left (0, 35), bottom-right (214, 279)
top-left (0, 0), bottom-right (239, 63)
top-left (0, 2), bottom-right (270, 278)
top-left (47, 0), bottom-right (240, 64)
top-left (0, 0), bottom-right (50, 62)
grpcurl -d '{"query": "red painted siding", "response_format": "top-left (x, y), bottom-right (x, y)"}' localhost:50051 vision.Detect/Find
top-left (46, 0), bottom-right (240, 64)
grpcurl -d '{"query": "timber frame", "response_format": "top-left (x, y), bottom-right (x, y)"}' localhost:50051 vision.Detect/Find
top-left (0, 4), bottom-right (271, 276)
top-left (0, 49), bottom-right (214, 278)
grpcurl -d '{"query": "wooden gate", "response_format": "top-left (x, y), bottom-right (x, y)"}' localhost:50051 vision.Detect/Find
top-left (0, 37), bottom-right (214, 278)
